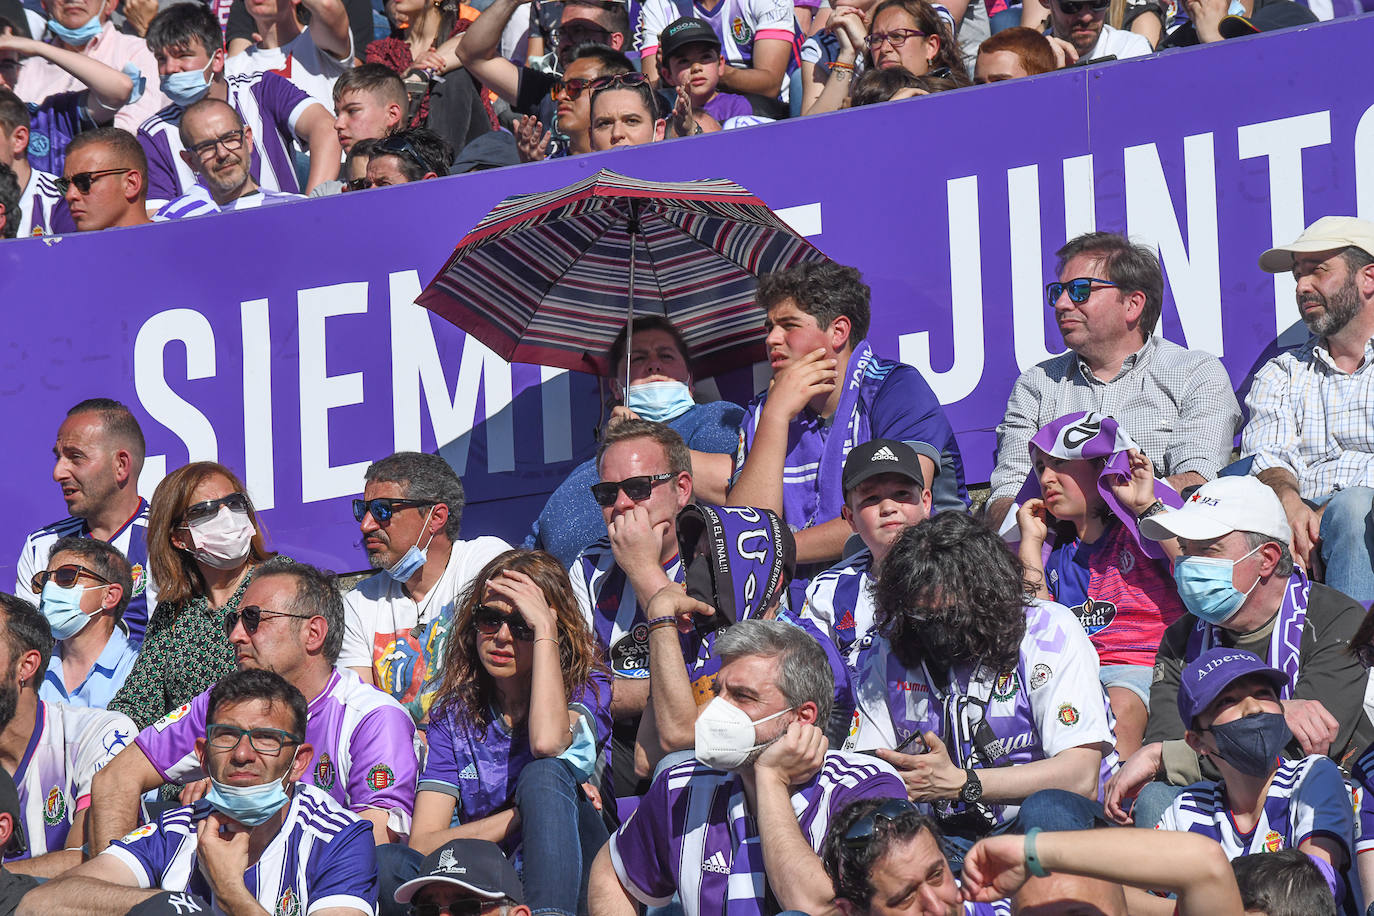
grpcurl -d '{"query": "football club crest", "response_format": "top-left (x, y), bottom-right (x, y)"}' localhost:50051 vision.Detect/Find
top-left (368, 763), bottom-right (396, 790)
top-left (731, 16), bottom-right (753, 44)
top-left (991, 672), bottom-right (1018, 701)
top-left (314, 752), bottom-right (336, 791)
top-left (275, 887), bottom-right (302, 916)
top-left (43, 787), bottom-right (66, 825)
top-left (1263, 830), bottom-right (1283, 852)
top-left (130, 562), bottom-right (147, 596)
top-left (1056, 703), bottom-right (1079, 726)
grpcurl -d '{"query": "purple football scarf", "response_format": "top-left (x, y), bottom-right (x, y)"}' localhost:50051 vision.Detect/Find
top-left (1186, 569), bottom-right (1309, 701)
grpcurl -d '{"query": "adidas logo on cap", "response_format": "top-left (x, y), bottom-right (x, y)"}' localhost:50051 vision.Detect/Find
top-left (869, 445), bottom-right (899, 462)
top-left (702, 851), bottom-right (731, 874)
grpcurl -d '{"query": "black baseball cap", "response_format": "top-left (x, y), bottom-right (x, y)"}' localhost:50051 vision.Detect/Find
top-left (659, 17), bottom-right (721, 59)
top-left (394, 839), bottom-right (525, 905)
top-left (842, 439), bottom-right (938, 495)
top-left (1218, 2), bottom-right (1316, 37)
top-left (126, 892), bottom-right (212, 915)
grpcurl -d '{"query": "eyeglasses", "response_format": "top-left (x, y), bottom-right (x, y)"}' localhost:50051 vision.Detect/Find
top-left (184, 492), bottom-right (253, 525)
top-left (551, 76), bottom-right (597, 101)
top-left (473, 604), bottom-right (536, 642)
top-left (55, 168), bottom-right (132, 195)
top-left (408, 901), bottom-right (508, 916)
top-left (1357, 644), bottom-right (1374, 670)
top-left (376, 134), bottom-right (447, 178)
top-left (187, 127), bottom-right (246, 159)
top-left (589, 473), bottom-right (675, 507)
top-left (352, 498), bottom-right (435, 524)
top-left (30, 563), bottom-right (110, 594)
top-left (223, 604), bottom-right (316, 636)
top-left (206, 722), bottom-right (302, 756)
top-left (864, 28), bottom-right (927, 49)
top-left (1055, 0), bottom-right (1111, 13)
top-left (1045, 276), bottom-right (1119, 307)
top-left (589, 72), bottom-right (651, 92)
top-left (344, 177), bottom-right (370, 192)
top-left (841, 798), bottom-right (921, 849)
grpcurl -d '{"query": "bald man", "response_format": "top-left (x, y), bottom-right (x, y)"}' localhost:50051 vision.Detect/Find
top-left (1013, 873), bottom-right (1126, 916)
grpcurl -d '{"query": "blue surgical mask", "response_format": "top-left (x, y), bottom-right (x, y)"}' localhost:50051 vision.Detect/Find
top-left (47, 14), bottom-right (102, 46)
top-left (1173, 544), bottom-right (1263, 625)
top-left (39, 580), bottom-right (100, 641)
top-left (1206, 711), bottom-right (1290, 777)
top-left (160, 59), bottom-right (215, 107)
top-left (626, 380), bottom-right (696, 423)
top-left (204, 757), bottom-right (295, 827)
top-left (385, 505), bottom-right (435, 582)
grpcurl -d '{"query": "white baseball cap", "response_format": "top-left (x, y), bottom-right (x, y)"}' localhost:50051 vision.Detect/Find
top-left (1258, 216), bottom-right (1374, 273)
top-left (1139, 476), bottom-right (1292, 544)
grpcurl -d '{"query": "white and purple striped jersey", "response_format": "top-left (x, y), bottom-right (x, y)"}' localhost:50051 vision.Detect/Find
top-left (800, 549), bottom-right (876, 664)
top-left (7, 701), bottom-right (135, 861)
top-left (104, 784), bottom-right (376, 915)
top-left (153, 185), bottom-right (303, 221)
top-left (137, 66), bottom-right (319, 210)
top-left (226, 26), bottom-right (353, 113)
top-left (15, 167), bottom-right (73, 237)
top-left (1349, 744), bottom-right (1374, 856)
top-left (568, 538), bottom-right (684, 680)
top-left (134, 668), bottom-right (418, 834)
top-left (15, 500), bottom-right (157, 646)
top-left (1158, 755), bottom-right (1352, 862)
top-left (608, 752), bottom-right (904, 916)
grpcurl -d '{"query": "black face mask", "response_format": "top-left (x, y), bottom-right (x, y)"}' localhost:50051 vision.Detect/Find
top-left (1206, 712), bottom-right (1292, 777)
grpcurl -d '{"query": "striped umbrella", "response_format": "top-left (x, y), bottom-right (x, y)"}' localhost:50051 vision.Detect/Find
top-left (416, 169), bottom-right (829, 382)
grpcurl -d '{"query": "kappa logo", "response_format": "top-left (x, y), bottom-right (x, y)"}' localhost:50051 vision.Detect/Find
top-left (1263, 830), bottom-right (1283, 852)
top-left (869, 445), bottom-right (900, 463)
top-left (43, 787), bottom-right (67, 826)
top-left (459, 763), bottom-right (479, 780)
top-left (1061, 414), bottom-right (1103, 450)
top-left (1056, 703), bottom-right (1080, 727)
top-left (437, 848), bottom-right (467, 874)
top-left (702, 850), bottom-right (731, 874)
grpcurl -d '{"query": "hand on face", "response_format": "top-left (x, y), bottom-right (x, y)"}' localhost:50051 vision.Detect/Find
top-left (751, 719), bottom-right (826, 784)
top-left (765, 348), bottom-right (838, 420)
top-left (484, 569), bottom-right (558, 639)
top-left (607, 504), bottom-right (672, 576)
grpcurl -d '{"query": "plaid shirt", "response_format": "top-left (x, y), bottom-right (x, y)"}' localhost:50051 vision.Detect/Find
top-left (1243, 336), bottom-right (1374, 499)
top-left (990, 337), bottom-right (1241, 501)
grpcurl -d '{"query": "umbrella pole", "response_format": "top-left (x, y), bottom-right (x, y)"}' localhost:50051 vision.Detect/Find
top-left (624, 198), bottom-right (642, 398)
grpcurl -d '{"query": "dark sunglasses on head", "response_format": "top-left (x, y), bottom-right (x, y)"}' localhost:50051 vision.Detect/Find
top-left (376, 134), bottom-right (448, 178)
top-left (187, 127), bottom-right (246, 158)
top-left (409, 902), bottom-right (505, 916)
top-left (224, 604), bottom-right (315, 636)
top-left (841, 798), bottom-right (921, 849)
top-left (589, 473), bottom-right (675, 507)
top-left (1045, 276), bottom-right (1119, 307)
top-left (589, 72), bottom-right (651, 92)
top-left (30, 563), bottom-right (110, 594)
top-left (184, 492), bottom-right (252, 525)
top-left (352, 498), bottom-right (434, 524)
top-left (1055, 0), bottom-right (1111, 13)
top-left (56, 167), bottom-right (132, 195)
top-left (473, 604), bottom-right (535, 642)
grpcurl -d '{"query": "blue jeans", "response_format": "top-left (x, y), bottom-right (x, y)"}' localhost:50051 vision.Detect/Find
top-left (1318, 487), bottom-right (1374, 603)
top-left (938, 789), bottom-right (1106, 872)
top-left (376, 843), bottom-right (424, 916)
top-left (1131, 782), bottom-right (1187, 829)
top-left (515, 757), bottom-right (610, 916)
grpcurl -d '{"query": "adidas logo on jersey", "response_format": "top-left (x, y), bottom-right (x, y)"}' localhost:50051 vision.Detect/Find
top-left (702, 851), bottom-right (731, 874)
top-left (459, 764), bottom-right (479, 780)
top-left (869, 446), bottom-right (900, 462)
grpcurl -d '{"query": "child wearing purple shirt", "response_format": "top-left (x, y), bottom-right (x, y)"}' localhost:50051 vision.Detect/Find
top-left (656, 17), bottom-right (755, 128)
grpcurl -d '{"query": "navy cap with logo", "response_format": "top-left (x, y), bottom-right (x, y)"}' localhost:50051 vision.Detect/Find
top-left (125, 892), bottom-right (213, 915)
top-left (842, 439), bottom-right (937, 495)
top-left (395, 839), bottom-right (525, 904)
top-left (659, 16), bottom-right (722, 59)
top-left (1177, 647), bottom-right (1289, 727)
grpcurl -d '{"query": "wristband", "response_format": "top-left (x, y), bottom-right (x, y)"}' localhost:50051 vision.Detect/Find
top-left (1135, 500), bottom-right (1166, 522)
top-left (534, 636), bottom-right (559, 646)
top-left (647, 615), bottom-right (677, 631)
top-left (831, 60), bottom-right (854, 72)
top-left (1024, 827), bottom-right (1049, 878)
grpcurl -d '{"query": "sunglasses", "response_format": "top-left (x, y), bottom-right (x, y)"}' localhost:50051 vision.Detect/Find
top-left (589, 473), bottom-right (675, 507)
top-left (223, 604), bottom-right (315, 635)
top-left (206, 723), bottom-right (302, 756)
top-left (1045, 276), bottom-right (1119, 307)
top-left (344, 177), bottom-right (370, 192)
top-left (187, 127), bottom-right (246, 159)
top-left (56, 167), bottom-right (132, 195)
top-left (841, 798), bottom-right (921, 849)
top-left (352, 498), bottom-right (434, 524)
top-left (184, 492), bottom-right (252, 525)
top-left (1055, 0), bottom-right (1111, 12)
top-left (589, 72), bottom-right (651, 92)
top-left (864, 28), bottom-right (927, 49)
top-left (30, 563), bottom-right (110, 594)
top-left (409, 902), bottom-right (507, 916)
top-left (473, 604), bottom-right (535, 642)
top-left (376, 134), bottom-right (448, 178)
top-left (551, 76), bottom-right (597, 101)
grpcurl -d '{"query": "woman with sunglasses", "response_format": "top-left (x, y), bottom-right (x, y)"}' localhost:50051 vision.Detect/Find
top-left (109, 461), bottom-right (274, 730)
top-left (404, 549), bottom-right (611, 916)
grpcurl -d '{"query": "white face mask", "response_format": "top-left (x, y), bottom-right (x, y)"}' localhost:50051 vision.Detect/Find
top-left (694, 696), bottom-right (793, 771)
top-left (184, 506), bottom-right (256, 569)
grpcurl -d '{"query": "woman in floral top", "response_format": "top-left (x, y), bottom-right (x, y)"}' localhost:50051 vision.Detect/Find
top-left (109, 462), bottom-right (275, 729)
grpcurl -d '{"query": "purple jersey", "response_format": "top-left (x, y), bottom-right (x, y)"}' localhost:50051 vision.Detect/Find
top-left (569, 538), bottom-right (685, 680)
top-left (419, 669), bottom-right (613, 861)
top-left (800, 548), bottom-right (875, 661)
top-left (609, 752), bottom-right (903, 916)
top-left (137, 67), bottom-right (316, 208)
top-left (24, 90), bottom-right (91, 177)
top-left (135, 669), bottom-right (417, 831)
top-left (1343, 744), bottom-right (1374, 855)
top-left (105, 784), bottom-right (376, 915)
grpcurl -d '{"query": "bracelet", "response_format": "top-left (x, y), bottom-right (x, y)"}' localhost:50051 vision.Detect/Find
top-left (692, 122), bottom-right (703, 135)
top-left (1024, 828), bottom-right (1049, 878)
top-left (830, 60), bottom-right (855, 72)
top-left (1135, 500), bottom-right (1166, 522)
top-left (534, 636), bottom-right (559, 646)
top-left (647, 615), bottom-right (677, 631)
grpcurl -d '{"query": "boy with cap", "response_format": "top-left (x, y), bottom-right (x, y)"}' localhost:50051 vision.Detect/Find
top-left (1103, 475), bottom-right (1373, 829)
top-left (799, 438), bottom-right (936, 665)
top-left (656, 17), bottom-right (753, 126)
top-left (393, 839), bottom-right (528, 916)
top-left (1157, 647), bottom-right (1352, 905)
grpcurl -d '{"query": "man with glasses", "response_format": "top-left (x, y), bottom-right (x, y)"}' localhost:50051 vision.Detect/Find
top-left (339, 452), bottom-right (508, 724)
top-left (589, 620), bottom-right (905, 916)
top-left (569, 419), bottom-right (692, 799)
top-left (16, 398), bottom-right (156, 643)
top-left (0, 593), bottom-right (137, 877)
top-left (1036, 0), bottom-right (1151, 60)
top-left (985, 231), bottom-right (1240, 531)
top-left (34, 537), bottom-right (137, 709)
top-left (393, 839), bottom-right (530, 916)
top-left (89, 559), bottom-right (419, 850)
top-left (22, 668), bottom-right (377, 916)
top-left (154, 98), bottom-right (301, 220)
top-left (56, 124), bottom-right (150, 231)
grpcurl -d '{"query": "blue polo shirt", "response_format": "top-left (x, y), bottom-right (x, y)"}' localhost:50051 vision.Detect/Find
top-left (40, 627), bottom-right (138, 710)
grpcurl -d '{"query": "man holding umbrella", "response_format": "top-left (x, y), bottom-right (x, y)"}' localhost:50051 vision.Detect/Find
top-left (729, 260), bottom-right (967, 606)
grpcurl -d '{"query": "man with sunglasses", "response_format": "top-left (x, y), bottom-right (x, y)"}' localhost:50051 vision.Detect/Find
top-left (1037, 0), bottom-right (1151, 60)
top-left (23, 668), bottom-right (378, 916)
top-left (364, 127), bottom-right (452, 187)
top-left (154, 98), bottom-right (301, 220)
top-left (0, 594), bottom-right (137, 877)
top-left (985, 231), bottom-right (1240, 532)
top-left (90, 560), bottom-right (419, 851)
top-left (393, 839), bottom-right (530, 916)
top-left (339, 452), bottom-right (509, 724)
top-left (57, 124), bottom-right (151, 230)
top-left (16, 397), bottom-right (156, 644)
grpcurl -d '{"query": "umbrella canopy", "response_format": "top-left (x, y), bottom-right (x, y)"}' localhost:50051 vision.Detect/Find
top-left (416, 170), bottom-right (829, 379)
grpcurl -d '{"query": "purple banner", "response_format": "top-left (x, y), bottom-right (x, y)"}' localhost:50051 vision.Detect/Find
top-left (4, 16), bottom-right (1372, 582)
